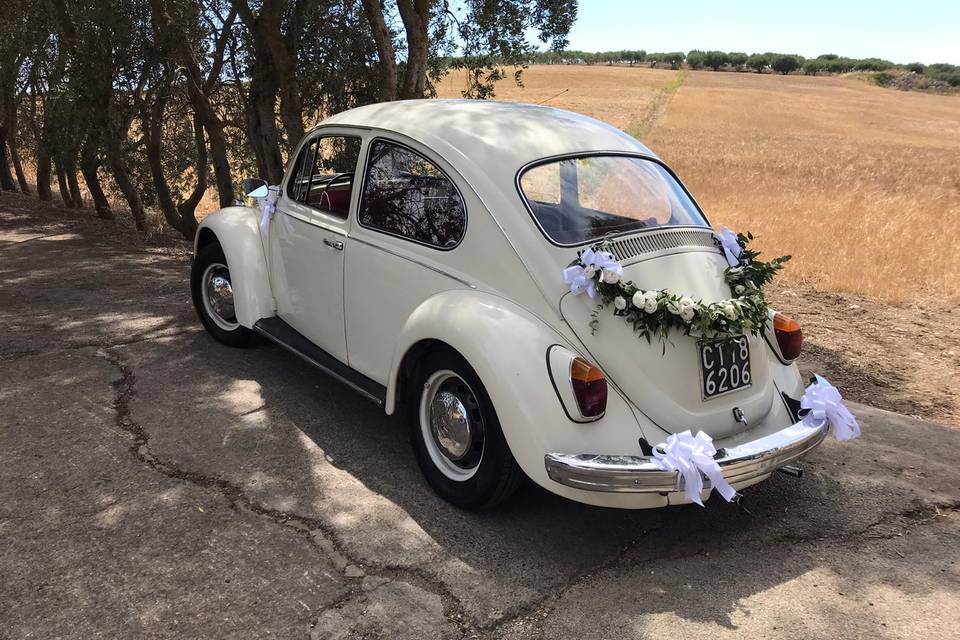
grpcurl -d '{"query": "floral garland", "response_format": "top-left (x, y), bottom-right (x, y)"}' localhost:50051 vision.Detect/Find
top-left (562, 226), bottom-right (791, 342)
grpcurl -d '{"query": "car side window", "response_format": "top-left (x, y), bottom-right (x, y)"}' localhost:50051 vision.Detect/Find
top-left (357, 139), bottom-right (466, 249)
top-left (286, 135), bottom-right (361, 219)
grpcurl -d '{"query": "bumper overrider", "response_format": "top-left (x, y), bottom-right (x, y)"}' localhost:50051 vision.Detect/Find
top-left (544, 421), bottom-right (829, 494)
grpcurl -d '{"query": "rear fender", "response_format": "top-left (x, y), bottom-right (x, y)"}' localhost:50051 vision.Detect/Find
top-left (194, 206), bottom-right (274, 327)
top-left (385, 290), bottom-right (646, 490)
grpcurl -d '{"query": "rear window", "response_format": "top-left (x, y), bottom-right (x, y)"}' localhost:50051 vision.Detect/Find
top-left (518, 155), bottom-right (709, 245)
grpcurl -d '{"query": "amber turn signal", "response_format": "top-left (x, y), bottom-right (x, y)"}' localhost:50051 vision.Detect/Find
top-left (571, 357), bottom-right (607, 418)
top-left (773, 312), bottom-right (803, 361)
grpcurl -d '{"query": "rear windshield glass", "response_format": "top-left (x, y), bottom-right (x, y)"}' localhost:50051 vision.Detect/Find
top-left (519, 155), bottom-right (709, 245)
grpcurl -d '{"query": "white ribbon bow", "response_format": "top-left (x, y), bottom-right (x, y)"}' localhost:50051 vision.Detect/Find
top-left (257, 186), bottom-right (280, 241)
top-left (801, 375), bottom-right (861, 441)
top-left (562, 248), bottom-right (623, 298)
top-left (652, 430), bottom-right (737, 506)
top-left (715, 226), bottom-right (743, 268)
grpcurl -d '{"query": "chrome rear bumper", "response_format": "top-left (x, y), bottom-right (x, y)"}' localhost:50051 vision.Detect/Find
top-left (544, 421), bottom-right (829, 493)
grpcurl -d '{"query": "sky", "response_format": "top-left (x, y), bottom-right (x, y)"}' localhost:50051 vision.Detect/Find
top-left (561, 0), bottom-right (959, 65)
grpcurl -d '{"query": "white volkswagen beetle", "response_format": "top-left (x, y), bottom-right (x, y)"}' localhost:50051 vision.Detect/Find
top-left (191, 99), bottom-right (828, 510)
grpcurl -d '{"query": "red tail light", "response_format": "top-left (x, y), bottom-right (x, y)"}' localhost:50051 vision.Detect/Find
top-left (571, 357), bottom-right (607, 418)
top-left (774, 312), bottom-right (803, 361)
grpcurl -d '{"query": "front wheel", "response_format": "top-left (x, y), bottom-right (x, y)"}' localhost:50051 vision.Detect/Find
top-left (191, 243), bottom-right (254, 347)
top-left (408, 351), bottom-right (523, 509)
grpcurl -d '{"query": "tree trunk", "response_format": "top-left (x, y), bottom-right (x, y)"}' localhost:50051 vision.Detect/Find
top-left (7, 80), bottom-right (30, 192)
top-left (54, 156), bottom-right (73, 206)
top-left (8, 134), bottom-right (29, 193)
top-left (235, 0), bottom-right (304, 155)
top-left (80, 131), bottom-right (112, 219)
top-left (36, 149), bottom-right (53, 201)
top-left (65, 156), bottom-right (84, 208)
top-left (396, 0), bottom-right (431, 99)
top-left (150, 0), bottom-right (235, 207)
top-left (0, 137), bottom-right (16, 191)
top-left (361, 0), bottom-right (398, 101)
top-left (247, 71), bottom-right (285, 184)
top-left (143, 67), bottom-right (205, 240)
top-left (103, 131), bottom-right (147, 229)
top-left (0, 71), bottom-right (18, 191)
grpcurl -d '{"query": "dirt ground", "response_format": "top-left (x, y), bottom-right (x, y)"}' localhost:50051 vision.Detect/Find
top-left (3, 191), bottom-right (960, 640)
top-left (769, 286), bottom-right (960, 426)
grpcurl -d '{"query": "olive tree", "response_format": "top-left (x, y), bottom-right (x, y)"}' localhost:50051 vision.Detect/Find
top-left (703, 50), bottom-right (728, 71)
top-left (746, 53), bottom-right (768, 73)
top-left (771, 54), bottom-right (800, 75)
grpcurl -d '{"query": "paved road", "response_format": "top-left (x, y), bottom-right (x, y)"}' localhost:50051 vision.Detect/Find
top-left (2, 193), bottom-right (958, 639)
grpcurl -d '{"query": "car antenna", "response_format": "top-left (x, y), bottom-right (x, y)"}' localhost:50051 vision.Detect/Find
top-left (538, 88), bottom-right (569, 105)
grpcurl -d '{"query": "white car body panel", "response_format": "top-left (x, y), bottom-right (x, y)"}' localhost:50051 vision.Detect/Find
top-left (195, 205), bottom-right (275, 327)
top-left (192, 100), bottom-right (810, 508)
top-left (270, 193), bottom-right (351, 362)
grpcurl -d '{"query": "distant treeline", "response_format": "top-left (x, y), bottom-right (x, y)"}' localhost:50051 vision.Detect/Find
top-left (513, 50), bottom-right (960, 86)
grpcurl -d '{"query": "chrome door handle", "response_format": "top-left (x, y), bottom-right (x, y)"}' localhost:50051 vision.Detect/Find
top-left (323, 238), bottom-right (344, 251)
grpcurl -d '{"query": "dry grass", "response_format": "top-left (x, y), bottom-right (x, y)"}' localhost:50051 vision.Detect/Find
top-left (441, 66), bottom-right (960, 303)
top-left (436, 64), bottom-right (678, 129)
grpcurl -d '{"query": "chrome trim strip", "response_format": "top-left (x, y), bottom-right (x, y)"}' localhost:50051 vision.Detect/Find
top-left (349, 235), bottom-right (477, 289)
top-left (544, 421), bottom-right (829, 493)
top-left (278, 207), bottom-right (348, 236)
top-left (253, 325), bottom-right (384, 407)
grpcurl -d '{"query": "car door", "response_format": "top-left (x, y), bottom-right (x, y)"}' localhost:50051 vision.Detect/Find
top-left (269, 131), bottom-right (364, 362)
top-left (344, 137), bottom-right (469, 383)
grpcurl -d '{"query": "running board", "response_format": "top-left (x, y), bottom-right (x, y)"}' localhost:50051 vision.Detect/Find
top-left (253, 317), bottom-right (386, 407)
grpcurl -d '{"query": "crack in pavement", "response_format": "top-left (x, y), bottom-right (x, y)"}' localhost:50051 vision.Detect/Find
top-left (94, 345), bottom-right (490, 637)
top-left (92, 343), bottom-right (960, 638)
top-left (0, 328), bottom-right (198, 362)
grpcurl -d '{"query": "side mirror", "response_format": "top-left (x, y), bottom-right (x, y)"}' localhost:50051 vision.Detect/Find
top-left (242, 178), bottom-right (269, 199)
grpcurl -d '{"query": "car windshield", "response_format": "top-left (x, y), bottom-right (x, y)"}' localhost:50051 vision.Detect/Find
top-left (518, 155), bottom-right (709, 245)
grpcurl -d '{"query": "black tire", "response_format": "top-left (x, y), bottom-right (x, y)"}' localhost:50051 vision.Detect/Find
top-left (191, 242), bottom-right (255, 347)
top-left (407, 350), bottom-right (524, 509)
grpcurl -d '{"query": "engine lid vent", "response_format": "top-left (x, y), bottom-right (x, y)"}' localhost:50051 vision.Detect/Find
top-left (606, 228), bottom-right (719, 263)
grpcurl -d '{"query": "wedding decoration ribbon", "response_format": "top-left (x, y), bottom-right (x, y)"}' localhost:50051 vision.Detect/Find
top-left (715, 225), bottom-right (743, 268)
top-left (651, 430), bottom-right (738, 506)
top-left (257, 186), bottom-right (280, 243)
top-left (563, 247), bottom-right (623, 298)
top-left (800, 375), bottom-right (861, 441)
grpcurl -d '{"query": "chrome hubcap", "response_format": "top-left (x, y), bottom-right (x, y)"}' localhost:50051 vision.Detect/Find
top-left (430, 390), bottom-right (472, 460)
top-left (420, 370), bottom-right (485, 480)
top-left (202, 263), bottom-right (238, 331)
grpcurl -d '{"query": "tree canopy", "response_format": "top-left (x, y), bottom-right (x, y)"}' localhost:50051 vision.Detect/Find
top-left (0, 0), bottom-right (578, 238)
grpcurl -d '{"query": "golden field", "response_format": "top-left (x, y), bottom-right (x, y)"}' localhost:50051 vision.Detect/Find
top-left (439, 66), bottom-right (960, 303)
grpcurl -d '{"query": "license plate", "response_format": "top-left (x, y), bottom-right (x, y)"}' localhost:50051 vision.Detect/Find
top-left (699, 336), bottom-right (752, 399)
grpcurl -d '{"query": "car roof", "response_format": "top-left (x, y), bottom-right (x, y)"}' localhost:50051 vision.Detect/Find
top-left (317, 99), bottom-right (658, 176)
top-left (317, 100), bottom-right (663, 305)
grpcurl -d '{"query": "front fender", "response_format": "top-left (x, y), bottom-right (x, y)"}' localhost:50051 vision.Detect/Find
top-left (385, 291), bottom-right (647, 495)
top-left (195, 206), bottom-right (274, 328)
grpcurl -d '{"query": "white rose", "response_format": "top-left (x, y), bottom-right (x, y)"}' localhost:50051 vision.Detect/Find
top-left (678, 296), bottom-right (695, 310)
top-left (584, 265), bottom-right (597, 279)
top-left (643, 292), bottom-right (659, 314)
top-left (734, 285), bottom-right (745, 295)
top-left (666, 300), bottom-right (681, 315)
top-left (632, 291), bottom-right (646, 308)
top-left (614, 296), bottom-right (627, 310)
top-left (601, 269), bottom-right (621, 284)
top-left (681, 307), bottom-right (696, 322)
top-left (722, 303), bottom-right (738, 320)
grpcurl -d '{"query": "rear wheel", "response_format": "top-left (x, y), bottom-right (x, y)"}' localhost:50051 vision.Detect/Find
top-left (407, 350), bottom-right (523, 509)
top-left (191, 243), bottom-right (254, 347)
